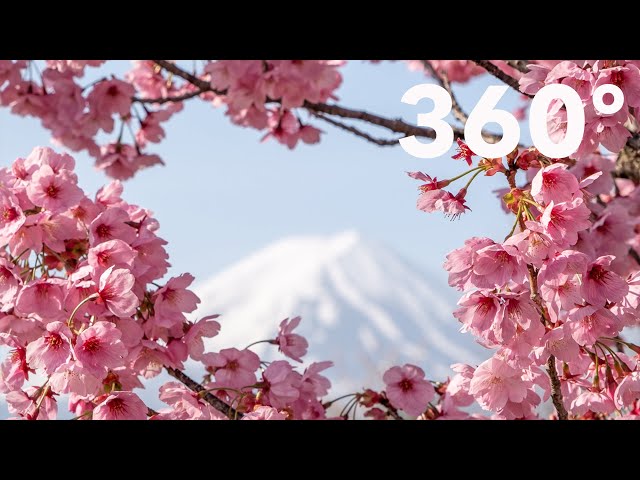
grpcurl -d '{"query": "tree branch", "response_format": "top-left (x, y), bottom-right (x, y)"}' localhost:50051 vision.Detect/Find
top-left (310, 112), bottom-right (401, 146)
top-left (303, 100), bottom-right (471, 140)
top-left (135, 89), bottom-right (208, 105)
top-left (504, 60), bottom-right (530, 74)
top-left (150, 60), bottom-right (506, 147)
top-left (165, 367), bottom-right (243, 419)
top-left (422, 61), bottom-right (468, 124)
top-left (546, 355), bottom-right (569, 420)
top-left (616, 133), bottom-right (640, 183)
top-left (472, 60), bottom-right (533, 99)
top-left (153, 60), bottom-right (224, 94)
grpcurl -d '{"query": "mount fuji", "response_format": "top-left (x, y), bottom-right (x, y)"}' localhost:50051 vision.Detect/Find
top-left (195, 231), bottom-right (489, 395)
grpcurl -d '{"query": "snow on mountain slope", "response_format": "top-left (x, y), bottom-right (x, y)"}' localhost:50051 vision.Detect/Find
top-left (195, 231), bottom-right (489, 395)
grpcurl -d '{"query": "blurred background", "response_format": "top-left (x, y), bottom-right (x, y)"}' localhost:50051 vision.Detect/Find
top-left (0, 61), bottom-right (528, 415)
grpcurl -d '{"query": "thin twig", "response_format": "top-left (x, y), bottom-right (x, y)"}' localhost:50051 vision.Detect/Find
top-left (165, 367), bottom-right (243, 419)
top-left (378, 397), bottom-right (403, 420)
top-left (153, 60), bottom-right (224, 94)
top-left (504, 60), bottom-right (530, 74)
top-left (472, 60), bottom-right (533, 99)
top-left (151, 60), bottom-right (505, 146)
top-left (310, 112), bottom-right (400, 146)
top-left (134, 89), bottom-right (208, 105)
top-left (546, 355), bottom-right (569, 420)
top-left (422, 61), bottom-right (468, 124)
top-left (303, 100), bottom-right (472, 140)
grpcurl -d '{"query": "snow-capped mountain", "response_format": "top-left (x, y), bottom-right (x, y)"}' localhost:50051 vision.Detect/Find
top-left (195, 230), bottom-right (489, 394)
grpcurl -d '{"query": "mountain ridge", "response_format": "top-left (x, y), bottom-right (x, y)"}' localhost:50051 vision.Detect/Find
top-left (194, 230), bottom-right (489, 394)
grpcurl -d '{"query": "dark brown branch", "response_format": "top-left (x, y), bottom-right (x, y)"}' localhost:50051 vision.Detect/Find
top-left (151, 60), bottom-right (505, 146)
top-left (504, 60), bottom-right (530, 74)
top-left (472, 60), bottom-right (533, 99)
top-left (310, 112), bottom-right (400, 146)
top-left (165, 367), bottom-right (243, 419)
top-left (546, 356), bottom-right (569, 420)
top-left (616, 133), bottom-right (640, 183)
top-left (153, 60), bottom-right (224, 94)
top-left (303, 100), bottom-right (470, 140)
top-left (135, 89), bottom-right (208, 105)
top-left (422, 61), bottom-right (468, 124)
top-left (378, 397), bottom-right (403, 420)
top-left (630, 247), bottom-right (640, 266)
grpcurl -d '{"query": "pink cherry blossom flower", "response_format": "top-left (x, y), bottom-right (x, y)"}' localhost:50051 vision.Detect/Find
top-left (469, 357), bottom-right (528, 411)
top-left (558, 63), bottom-right (595, 101)
top-left (46, 60), bottom-right (104, 76)
top-left (49, 361), bottom-right (101, 396)
top-left (364, 407), bottom-right (387, 420)
top-left (446, 363), bottom-right (475, 407)
top-left (0, 334), bottom-right (29, 393)
top-left (454, 290), bottom-right (501, 342)
top-left (595, 64), bottom-right (640, 108)
top-left (443, 237), bottom-right (496, 290)
top-left (206, 348), bottom-right (260, 389)
top-left (183, 315), bottom-right (220, 361)
top-left (136, 110), bottom-right (170, 146)
top-left (0, 258), bottom-right (21, 312)
top-left (242, 405), bottom-right (287, 420)
top-left (614, 372), bottom-right (640, 409)
top-left (493, 291), bottom-right (539, 344)
top-left (570, 153), bottom-right (615, 195)
top-left (417, 60), bottom-right (484, 83)
top-left (519, 64), bottom-right (550, 95)
top-left (130, 340), bottom-right (175, 379)
top-left (6, 386), bottom-right (58, 420)
top-left (383, 364), bottom-right (435, 417)
top-left (87, 239), bottom-right (137, 275)
top-left (503, 221), bottom-right (558, 268)
top-left (25, 165), bottom-right (83, 214)
top-left (25, 146), bottom-right (76, 174)
top-left (89, 207), bottom-right (136, 245)
top-left (531, 163), bottom-right (580, 204)
top-left (157, 382), bottom-right (226, 420)
top-left (73, 321), bottom-right (127, 377)
top-left (87, 79), bottom-right (135, 117)
top-left (15, 278), bottom-right (66, 321)
top-left (472, 243), bottom-right (527, 287)
top-left (418, 188), bottom-right (470, 219)
top-left (541, 198), bottom-right (592, 247)
top-left (275, 316), bottom-right (308, 362)
top-left (25, 321), bottom-right (72, 374)
top-left (571, 390), bottom-right (616, 416)
top-left (581, 256), bottom-right (628, 307)
top-left (299, 361), bottom-right (333, 398)
top-left (542, 326), bottom-right (581, 363)
top-left (152, 274), bottom-right (200, 328)
top-left (451, 138), bottom-right (475, 166)
top-left (131, 235), bottom-right (170, 284)
top-left (0, 188), bottom-right (25, 243)
top-left (496, 388), bottom-right (541, 420)
top-left (261, 360), bottom-right (300, 410)
top-left (566, 305), bottom-right (622, 346)
top-left (93, 391), bottom-right (148, 420)
top-left (407, 171), bottom-right (451, 192)
top-left (97, 266), bottom-right (139, 318)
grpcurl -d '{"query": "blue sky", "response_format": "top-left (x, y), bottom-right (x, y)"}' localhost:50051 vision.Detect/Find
top-left (0, 61), bottom-right (527, 286)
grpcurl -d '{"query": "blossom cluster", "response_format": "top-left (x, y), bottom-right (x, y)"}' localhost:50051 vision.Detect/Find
top-left (391, 132), bottom-right (640, 418)
top-left (2, 60), bottom-right (640, 421)
top-left (520, 60), bottom-right (640, 160)
top-left (0, 60), bottom-right (344, 181)
top-left (0, 147), bottom-right (337, 420)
